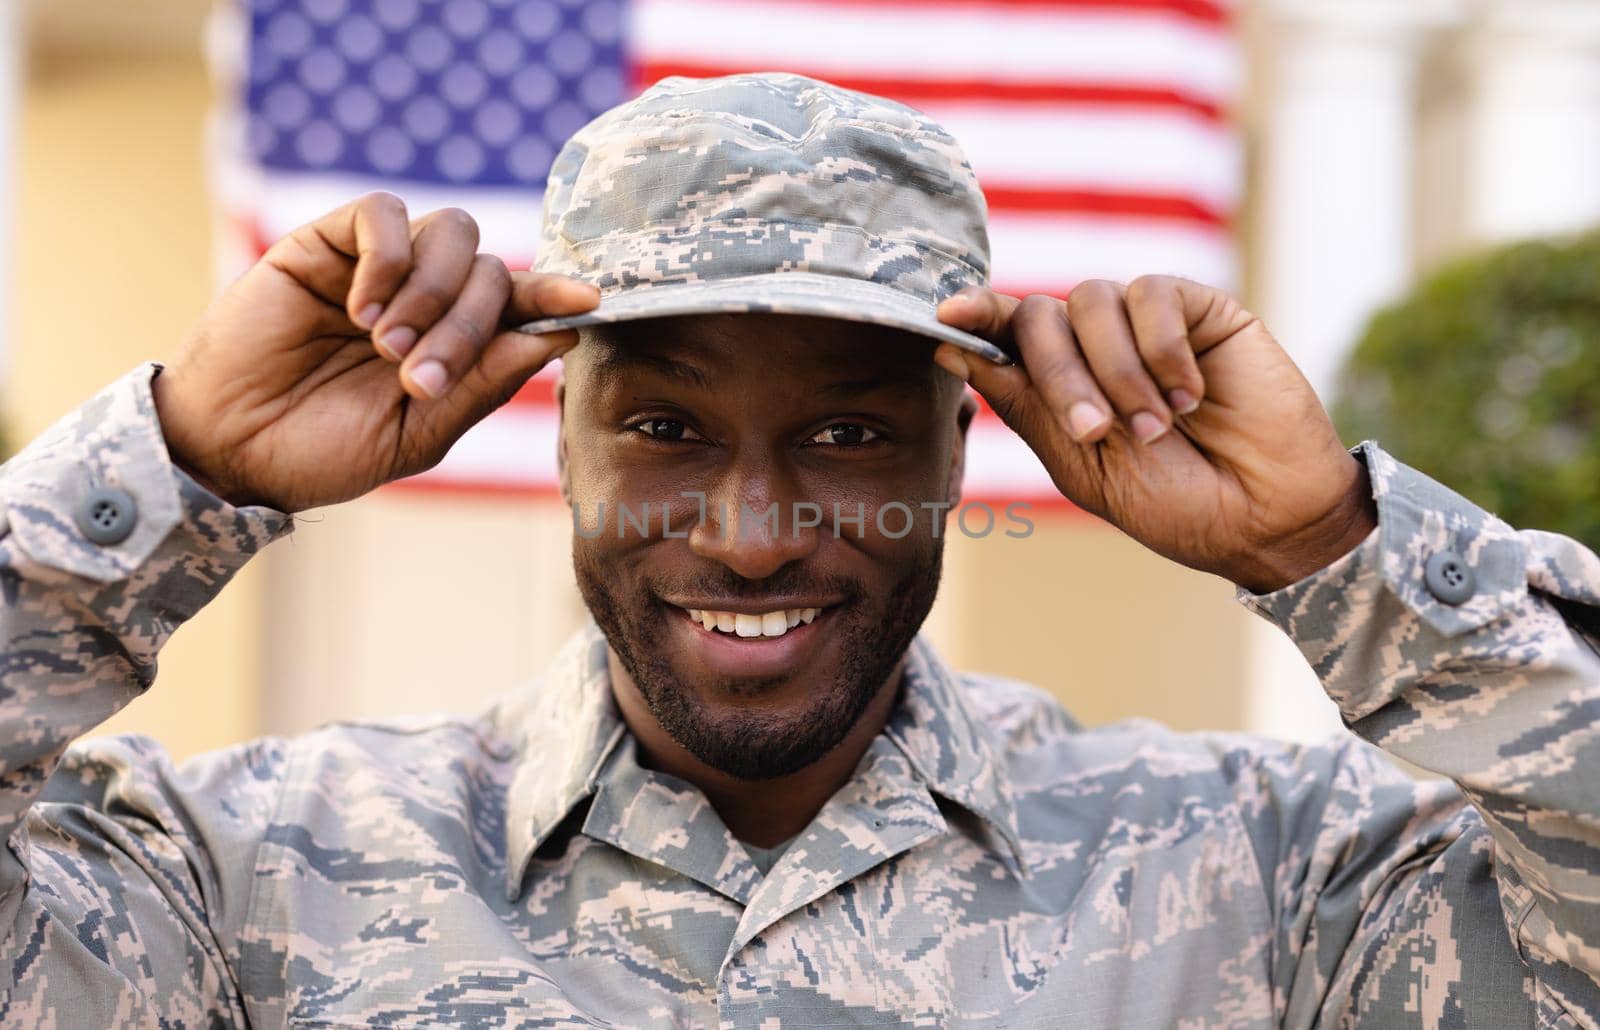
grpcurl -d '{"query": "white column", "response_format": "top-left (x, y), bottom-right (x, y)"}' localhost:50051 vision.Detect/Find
top-left (1258, 0), bottom-right (1461, 401)
top-left (0, 1), bottom-right (23, 385)
top-left (1246, 0), bottom-right (1460, 743)
top-left (1462, 1), bottom-right (1600, 244)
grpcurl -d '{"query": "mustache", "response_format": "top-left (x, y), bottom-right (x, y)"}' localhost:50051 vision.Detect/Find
top-left (647, 567), bottom-right (865, 605)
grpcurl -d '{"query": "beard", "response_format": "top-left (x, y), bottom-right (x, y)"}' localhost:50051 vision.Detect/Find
top-left (573, 544), bottom-right (943, 781)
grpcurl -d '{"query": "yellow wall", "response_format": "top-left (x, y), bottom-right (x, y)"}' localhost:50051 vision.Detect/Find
top-left (10, 51), bottom-right (267, 761)
top-left (932, 514), bottom-right (1253, 732)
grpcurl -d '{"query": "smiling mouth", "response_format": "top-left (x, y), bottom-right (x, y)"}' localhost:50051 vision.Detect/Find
top-left (680, 606), bottom-right (821, 638)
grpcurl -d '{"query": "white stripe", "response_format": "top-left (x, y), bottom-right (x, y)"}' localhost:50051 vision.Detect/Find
top-left (925, 103), bottom-right (1241, 210)
top-left (216, 165), bottom-right (548, 263)
top-left (961, 417), bottom-right (1060, 498)
top-left (429, 406), bottom-right (561, 485)
top-left (420, 406), bottom-right (1063, 500)
top-left (228, 169), bottom-right (1233, 291)
top-left (632, 0), bottom-right (1240, 101)
top-left (988, 212), bottom-right (1237, 292)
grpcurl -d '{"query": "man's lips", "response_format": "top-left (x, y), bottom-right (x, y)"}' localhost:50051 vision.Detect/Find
top-left (662, 600), bottom-right (839, 680)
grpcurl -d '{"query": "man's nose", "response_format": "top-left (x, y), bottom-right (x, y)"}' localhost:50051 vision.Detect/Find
top-left (687, 466), bottom-right (821, 580)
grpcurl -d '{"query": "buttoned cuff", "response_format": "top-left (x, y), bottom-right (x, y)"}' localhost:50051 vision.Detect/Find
top-left (0, 363), bottom-right (291, 585)
top-left (1238, 442), bottom-right (1529, 718)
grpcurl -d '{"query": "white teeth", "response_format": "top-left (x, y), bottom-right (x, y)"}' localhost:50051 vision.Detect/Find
top-left (687, 607), bottom-right (822, 638)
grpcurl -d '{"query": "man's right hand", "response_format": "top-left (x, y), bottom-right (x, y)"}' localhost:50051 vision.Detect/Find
top-left (152, 192), bottom-right (599, 513)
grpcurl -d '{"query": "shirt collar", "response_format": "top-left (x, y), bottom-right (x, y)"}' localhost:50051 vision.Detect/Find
top-left (883, 635), bottom-right (1026, 873)
top-left (500, 623), bottom-right (1025, 901)
top-left (499, 626), bottom-right (625, 901)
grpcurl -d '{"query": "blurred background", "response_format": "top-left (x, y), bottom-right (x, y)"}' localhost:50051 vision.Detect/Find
top-left (5, 0), bottom-right (1597, 762)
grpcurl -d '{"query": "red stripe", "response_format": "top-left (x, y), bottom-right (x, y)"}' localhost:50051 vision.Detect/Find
top-left (236, 214), bottom-right (275, 258)
top-left (244, 182), bottom-right (1225, 284)
top-left (490, 395), bottom-right (1032, 449)
top-left (989, 282), bottom-right (1071, 300)
top-left (661, 0), bottom-right (1230, 27)
top-left (468, 187), bottom-right (1232, 228)
top-left (499, 386), bottom-right (1035, 425)
top-left (631, 62), bottom-right (1227, 124)
top-left (384, 475), bottom-right (1088, 512)
top-left (508, 377), bottom-right (559, 407)
top-left (447, 384), bottom-right (1027, 418)
top-left (984, 186), bottom-right (1228, 228)
top-left (382, 477), bottom-right (565, 500)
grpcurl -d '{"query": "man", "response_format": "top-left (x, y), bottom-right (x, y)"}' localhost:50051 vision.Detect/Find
top-left (1, 71), bottom-right (1596, 1027)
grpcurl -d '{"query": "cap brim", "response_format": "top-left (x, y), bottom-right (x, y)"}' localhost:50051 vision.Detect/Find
top-left (515, 271), bottom-right (1012, 364)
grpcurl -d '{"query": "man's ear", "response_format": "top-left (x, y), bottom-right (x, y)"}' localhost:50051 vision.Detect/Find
top-left (947, 391), bottom-right (978, 508)
top-left (555, 372), bottom-right (572, 505)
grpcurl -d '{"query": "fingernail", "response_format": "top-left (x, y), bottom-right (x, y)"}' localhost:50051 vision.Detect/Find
top-left (409, 359), bottom-right (449, 399)
top-left (1066, 402), bottom-right (1109, 442)
top-left (356, 303), bottom-right (383, 330)
top-left (377, 326), bottom-right (416, 360)
top-left (1130, 411), bottom-right (1168, 444)
top-left (1168, 389), bottom-right (1199, 415)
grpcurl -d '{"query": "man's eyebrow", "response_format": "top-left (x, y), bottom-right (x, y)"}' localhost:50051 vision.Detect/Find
top-left (815, 370), bottom-right (933, 399)
top-left (589, 350), bottom-right (711, 389)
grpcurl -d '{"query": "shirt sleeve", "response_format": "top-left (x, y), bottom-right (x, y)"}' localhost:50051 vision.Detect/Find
top-left (0, 364), bottom-right (293, 1024)
top-left (1238, 441), bottom-right (1600, 1028)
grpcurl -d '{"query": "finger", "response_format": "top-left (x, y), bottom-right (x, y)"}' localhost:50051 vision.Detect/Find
top-left (933, 341), bottom-right (1104, 513)
top-left (399, 253), bottom-right (510, 400)
top-left (504, 272), bottom-right (602, 324)
top-left (1125, 275), bottom-right (1205, 415)
top-left (344, 192), bottom-right (414, 330)
top-left (936, 286), bottom-right (1022, 349)
top-left (410, 327), bottom-right (580, 458)
top-left (1067, 280), bottom-right (1171, 445)
top-left (931, 343), bottom-right (1035, 437)
top-left (370, 207), bottom-right (480, 362)
top-left (263, 191), bottom-right (413, 324)
top-left (1170, 277), bottom-right (1261, 357)
top-left (1009, 294), bottom-right (1115, 444)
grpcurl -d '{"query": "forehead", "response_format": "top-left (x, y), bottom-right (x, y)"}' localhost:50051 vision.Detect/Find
top-left (571, 313), bottom-right (943, 390)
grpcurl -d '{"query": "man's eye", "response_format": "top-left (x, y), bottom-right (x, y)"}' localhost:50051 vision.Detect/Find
top-left (808, 423), bottom-right (878, 446)
top-left (634, 418), bottom-right (700, 442)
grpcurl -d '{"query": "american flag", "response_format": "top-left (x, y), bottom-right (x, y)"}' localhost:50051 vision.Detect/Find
top-left (209, 0), bottom-right (1241, 503)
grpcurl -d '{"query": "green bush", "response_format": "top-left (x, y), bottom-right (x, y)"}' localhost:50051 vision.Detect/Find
top-left (1333, 231), bottom-right (1600, 549)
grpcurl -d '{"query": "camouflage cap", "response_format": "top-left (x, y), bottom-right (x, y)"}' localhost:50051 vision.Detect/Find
top-left (517, 72), bottom-right (1009, 363)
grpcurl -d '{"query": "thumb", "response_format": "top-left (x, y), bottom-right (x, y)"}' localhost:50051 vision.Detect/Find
top-left (408, 327), bottom-right (578, 460)
top-left (932, 342), bottom-right (1107, 513)
top-left (932, 343), bottom-right (1043, 439)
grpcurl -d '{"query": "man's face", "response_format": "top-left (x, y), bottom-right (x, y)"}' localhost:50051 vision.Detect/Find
top-left (559, 313), bottom-right (970, 780)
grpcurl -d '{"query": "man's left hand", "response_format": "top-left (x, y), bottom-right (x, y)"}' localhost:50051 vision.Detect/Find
top-left (934, 277), bottom-right (1376, 594)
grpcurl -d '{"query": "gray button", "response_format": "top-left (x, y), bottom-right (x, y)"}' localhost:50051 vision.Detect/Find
top-left (75, 487), bottom-right (138, 546)
top-left (1424, 551), bottom-right (1475, 605)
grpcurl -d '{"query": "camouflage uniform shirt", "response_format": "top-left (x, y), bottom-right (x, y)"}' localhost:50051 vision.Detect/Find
top-left (3, 365), bottom-right (1599, 1027)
